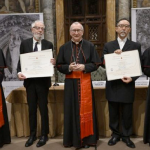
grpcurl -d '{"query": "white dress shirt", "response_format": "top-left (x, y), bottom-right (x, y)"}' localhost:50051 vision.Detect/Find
top-left (33, 38), bottom-right (42, 51)
top-left (117, 37), bottom-right (127, 50)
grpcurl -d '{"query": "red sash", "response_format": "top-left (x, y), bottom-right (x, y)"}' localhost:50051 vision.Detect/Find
top-left (0, 87), bottom-right (4, 127)
top-left (66, 71), bottom-right (94, 139)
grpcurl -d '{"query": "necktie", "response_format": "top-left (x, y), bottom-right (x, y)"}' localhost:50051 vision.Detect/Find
top-left (34, 42), bottom-right (38, 52)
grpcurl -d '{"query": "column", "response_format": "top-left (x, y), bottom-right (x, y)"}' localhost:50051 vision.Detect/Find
top-left (118, 0), bottom-right (130, 20)
top-left (41, 0), bottom-right (54, 44)
top-left (106, 0), bottom-right (116, 42)
top-left (41, 0), bottom-right (56, 82)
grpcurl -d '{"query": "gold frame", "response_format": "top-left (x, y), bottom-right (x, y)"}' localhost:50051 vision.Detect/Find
top-left (132, 0), bottom-right (137, 8)
top-left (132, 0), bottom-right (150, 8)
top-left (0, 0), bottom-right (40, 14)
top-left (35, 0), bottom-right (40, 13)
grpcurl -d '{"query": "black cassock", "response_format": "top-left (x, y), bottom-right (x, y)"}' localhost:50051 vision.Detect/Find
top-left (142, 47), bottom-right (150, 144)
top-left (0, 49), bottom-right (11, 147)
top-left (56, 39), bottom-right (101, 148)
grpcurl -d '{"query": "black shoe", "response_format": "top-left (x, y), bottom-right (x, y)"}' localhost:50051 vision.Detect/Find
top-left (25, 136), bottom-right (37, 147)
top-left (108, 136), bottom-right (120, 146)
top-left (75, 145), bottom-right (90, 149)
top-left (64, 145), bottom-right (72, 148)
top-left (122, 137), bottom-right (135, 148)
top-left (84, 145), bottom-right (90, 148)
top-left (36, 135), bottom-right (48, 147)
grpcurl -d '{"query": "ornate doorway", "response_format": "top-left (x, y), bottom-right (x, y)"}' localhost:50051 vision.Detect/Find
top-left (56, 0), bottom-right (115, 82)
top-left (64, 0), bottom-right (106, 57)
top-left (56, 0), bottom-right (115, 55)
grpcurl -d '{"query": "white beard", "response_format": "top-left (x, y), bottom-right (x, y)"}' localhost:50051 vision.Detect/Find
top-left (120, 32), bottom-right (126, 37)
top-left (33, 33), bottom-right (42, 41)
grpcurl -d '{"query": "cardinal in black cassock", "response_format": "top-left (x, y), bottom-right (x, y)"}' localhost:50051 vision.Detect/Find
top-left (56, 22), bottom-right (101, 149)
top-left (142, 47), bottom-right (150, 145)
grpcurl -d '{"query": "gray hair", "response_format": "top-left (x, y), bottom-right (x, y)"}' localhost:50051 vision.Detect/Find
top-left (70, 22), bottom-right (84, 31)
top-left (31, 20), bottom-right (45, 28)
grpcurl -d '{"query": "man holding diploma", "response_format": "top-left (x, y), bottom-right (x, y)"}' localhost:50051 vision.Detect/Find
top-left (101, 18), bottom-right (141, 148)
top-left (17, 20), bottom-right (55, 147)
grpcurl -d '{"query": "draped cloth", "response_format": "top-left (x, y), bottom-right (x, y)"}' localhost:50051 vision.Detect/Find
top-left (0, 49), bottom-right (11, 147)
top-left (0, 88), bottom-right (4, 127)
top-left (66, 71), bottom-right (94, 139)
top-left (0, 49), bottom-right (6, 128)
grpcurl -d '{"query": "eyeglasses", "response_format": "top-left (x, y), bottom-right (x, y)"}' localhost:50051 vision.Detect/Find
top-left (71, 29), bottom-right (83, 33)
top-left (33, 26), bottom-right (45, 31)
top-left (117, 24), bottom-right (130, 28)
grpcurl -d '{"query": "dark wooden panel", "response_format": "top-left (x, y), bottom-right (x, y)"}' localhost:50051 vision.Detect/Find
top-left (64, 0), bottom-right (106, 57)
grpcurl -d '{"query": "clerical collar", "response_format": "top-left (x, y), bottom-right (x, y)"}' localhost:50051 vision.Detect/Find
top-left (71, 39), bottom-right (82, 44)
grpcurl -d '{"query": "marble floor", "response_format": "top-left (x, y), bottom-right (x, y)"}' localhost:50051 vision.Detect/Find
top-left (1, 136), bottom-right (150, 150)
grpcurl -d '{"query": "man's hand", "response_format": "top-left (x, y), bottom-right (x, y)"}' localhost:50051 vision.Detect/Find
top-left (69, 63), bottom-right (85, 71)
top-left (18, 73), bottom-right (26, 80)
top-left (73, 64), bottom-right (85, 71)
top-left (69, 62), bottom-right (77, 71)
top-left (50, 58), bottom-right (56, 65)
top-left (121, 76), bottom-right (132, 83)
top-left (114, 49), bottom-right (122, 54)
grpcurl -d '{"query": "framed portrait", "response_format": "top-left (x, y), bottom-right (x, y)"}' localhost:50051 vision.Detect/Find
top-left (0, 0), bottom-right (40, 13)
top-left (132, 0), bottom-right (150, 8)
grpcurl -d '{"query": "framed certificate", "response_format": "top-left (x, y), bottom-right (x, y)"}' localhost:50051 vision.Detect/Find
top-left (104, 50), bottom-right (142, 81)
top-left (20, 49), bottom-right (54, 78)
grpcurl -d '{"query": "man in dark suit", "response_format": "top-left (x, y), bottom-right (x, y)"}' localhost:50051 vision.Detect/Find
top-left (17, 20), bottom-right (55, 147)
top-left (101, 18), bottom-right (141, 148)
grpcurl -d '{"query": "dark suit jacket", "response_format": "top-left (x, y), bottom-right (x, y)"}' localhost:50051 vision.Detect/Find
top-left (17, 38), bottom-right (53, 88)
top-left (102, 39), bottom-right (141, 103)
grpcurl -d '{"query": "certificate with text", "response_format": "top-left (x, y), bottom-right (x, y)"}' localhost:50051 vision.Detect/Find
top-left (104, 50), bottom-right (142, 81)
top-left (20, 49), bottom-right (54, 78)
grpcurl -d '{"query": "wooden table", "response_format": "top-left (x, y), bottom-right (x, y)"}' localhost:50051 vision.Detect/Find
top-left (6, 85), bottom-right (147, 137)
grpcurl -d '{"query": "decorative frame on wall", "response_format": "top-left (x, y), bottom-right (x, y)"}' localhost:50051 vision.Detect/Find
top-left (132, 0), bottom-right (150, 8)
top-left (131, 7), bottom-right (150, 80)
top-left (131, 8), bottom-right (150, 54)
top-left (0, 0), bottom-right (40, 13)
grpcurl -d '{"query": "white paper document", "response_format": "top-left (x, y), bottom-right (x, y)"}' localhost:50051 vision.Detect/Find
top-left (104, 50), bottom-right (142, 81)
top-left (20, 49), bottom-right (54, 78)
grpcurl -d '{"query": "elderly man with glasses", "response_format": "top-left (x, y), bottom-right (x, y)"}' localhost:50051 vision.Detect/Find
top-left (56, 22), bottom-right (101, 149)
top-left (17, 20), bottom-right (55, 147)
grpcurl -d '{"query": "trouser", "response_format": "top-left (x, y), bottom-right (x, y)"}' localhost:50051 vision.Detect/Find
top-left (108, 101), bottom-right (133, 138)
top-left (26, 82), bottom-right (49, 136)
